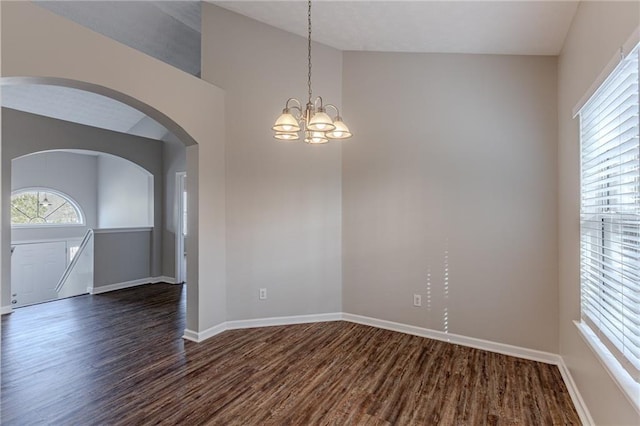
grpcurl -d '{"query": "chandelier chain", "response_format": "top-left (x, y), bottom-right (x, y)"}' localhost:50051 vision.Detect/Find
top-left (307, 0), bottom-right (312, 105)
top-left (271, 0), bottom-right (351, 143)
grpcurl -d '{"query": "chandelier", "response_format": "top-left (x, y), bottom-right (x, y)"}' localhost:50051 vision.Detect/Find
top-left (272, 0), bottom-right (352, 144)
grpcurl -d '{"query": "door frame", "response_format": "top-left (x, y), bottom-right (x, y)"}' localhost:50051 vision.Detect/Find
top-left (175, 172), bottom-right (187, 284)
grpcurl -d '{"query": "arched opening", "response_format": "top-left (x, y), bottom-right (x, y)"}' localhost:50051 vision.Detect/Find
top-left (2, 1), bottom-right (227, 336)
top-left (1, 79), bottom-right (206, 334)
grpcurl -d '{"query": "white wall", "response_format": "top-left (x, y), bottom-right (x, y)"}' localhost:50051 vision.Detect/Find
top-left (202, 5), bottom-right (342, 321)
top-left (11, 151), bottom-right (97, 242)
top-left (97, 154), bottom-right (153, 228)
top-left (558, 1), bottom-right (640, 424)
top-left (342, 52), bottom-right (559, 353)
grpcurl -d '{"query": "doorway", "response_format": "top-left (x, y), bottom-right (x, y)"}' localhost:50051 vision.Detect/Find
top-left (175, 172), bottom-right (187, 284)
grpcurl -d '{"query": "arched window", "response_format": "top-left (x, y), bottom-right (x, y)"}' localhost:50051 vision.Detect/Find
top-left (11, 188), bottom-right (84, 226)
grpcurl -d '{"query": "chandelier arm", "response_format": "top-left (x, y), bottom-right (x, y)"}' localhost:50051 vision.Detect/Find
top-left (324, 103), bottom-right (340, 117)
top-left (288, 105), bottom-right (304, 121)
top-left (312, 96), bottom-right (325, 110)
top-left (285, 97), bottom-right (302, 111)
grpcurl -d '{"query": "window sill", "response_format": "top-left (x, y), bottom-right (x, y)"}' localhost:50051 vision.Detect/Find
top-left (12, 224), bottom-right (85, 229)
top-left (574, 321), bottom-right (640, 414)
top-left (93, 227), bottom-right (152, 234)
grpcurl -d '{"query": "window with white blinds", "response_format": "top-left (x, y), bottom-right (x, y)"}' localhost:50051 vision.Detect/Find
top-left (579, 43), bottom-right (640, 383)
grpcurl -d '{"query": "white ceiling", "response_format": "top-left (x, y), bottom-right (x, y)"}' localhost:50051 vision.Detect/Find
top-left (1, 84), bottom-right (170, 141)
top-left (4, 1), bottom-right (580, 142)
top-left (212, 1), bottom-right (580, 56)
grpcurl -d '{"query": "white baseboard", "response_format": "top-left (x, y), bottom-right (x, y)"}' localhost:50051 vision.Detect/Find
top-left (1, 305), bottom-right (13, 315)
top-left (341, 313), bottom-right (592, 423)
top-left (342, 313), bottom-right (560, 364)
top-left (184, 311), bottom-right (591, 422)
top-left (150, 276), bottom-right (176, 285)
top-left (557, 358), bottom-right (594, 426)
top-left (226, 312), bottom-right (342, 330)
top-left (183, 313), bottom-right (342, 343)
top-left (88, 276), bottom-right (178, 295)
top-left (183, 323), bottom-right (227, 343)
top-left (89, 278), bottom-right (153, 295)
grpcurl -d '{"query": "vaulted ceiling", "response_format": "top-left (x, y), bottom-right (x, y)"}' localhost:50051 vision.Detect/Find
top-left (213, 1), bottom-right (579, 56)
top-left (1, 1), bottom-right (580, 142)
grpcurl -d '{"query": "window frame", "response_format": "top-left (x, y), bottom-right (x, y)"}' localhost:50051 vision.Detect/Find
top-left (577, 40), bottom-right (640, 410)
top-left (10, 187), bottom-right (85, 228)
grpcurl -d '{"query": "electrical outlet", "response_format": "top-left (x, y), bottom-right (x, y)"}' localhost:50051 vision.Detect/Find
top-left (413, 294), bottom-right (422, 307)
top-left (259, 288), bottom-right (267, 300)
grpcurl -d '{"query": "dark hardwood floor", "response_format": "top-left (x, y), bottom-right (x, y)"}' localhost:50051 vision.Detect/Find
top-left (1, 284), bottom-right (580, 425)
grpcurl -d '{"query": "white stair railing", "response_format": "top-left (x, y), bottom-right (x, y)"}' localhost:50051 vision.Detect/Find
top-left (56, 229), bottom-right (94, 298)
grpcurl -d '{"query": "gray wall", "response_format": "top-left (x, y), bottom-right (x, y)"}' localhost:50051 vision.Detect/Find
top-left (97, 154), bottom-right (153, 228)
top-left (93, 229), bottom-right (151, 287)
top-left (342, 52), bottom-right (559, 353)
top-left (11, 151), bottom-right (98, 242)
top-left (202, 5), bottom-right (343, 320)
top-left (558, 1), bottom-right (640, 423)
top-left (2, 108), bottom-right (164, 309)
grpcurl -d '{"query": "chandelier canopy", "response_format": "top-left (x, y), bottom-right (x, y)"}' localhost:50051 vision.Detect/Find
top-left (272, 0), bottom-right (352, 144)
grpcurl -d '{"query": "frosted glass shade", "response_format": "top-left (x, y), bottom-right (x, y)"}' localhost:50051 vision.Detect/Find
top-left (326, 119), bottom-right (352, 139)
top-left (307, 111), bottom-right (335, 132)
top-left (304, 131), bottom-right (328, 144)
top-left (274, 131), bottom-right (300, 141)
top-left (272, 112), bottom-right (301, 132)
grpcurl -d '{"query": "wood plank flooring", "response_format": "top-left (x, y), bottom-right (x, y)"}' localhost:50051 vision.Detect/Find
top-left (1, 284), bottom-right (580, 425)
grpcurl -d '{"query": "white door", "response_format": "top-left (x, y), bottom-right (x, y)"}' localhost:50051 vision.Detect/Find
top-left (11, 241), bottom-right (67, 308)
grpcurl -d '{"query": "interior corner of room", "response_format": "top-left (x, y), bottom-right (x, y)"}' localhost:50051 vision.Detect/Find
top-left (1, 1), bottom-right (639, 425)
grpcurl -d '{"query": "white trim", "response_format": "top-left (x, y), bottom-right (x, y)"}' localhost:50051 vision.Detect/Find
top-left (573, 27), bottom-right (640, 117)
top-left (183, 323), bottom-right (226, 343)
top-left (342, 313), bottom-right (560, 364)
top-left (88, 277), bottom-right (177, 294)
top-left (188, 311), bottom-right (560, 364)
top-left (149, 276), bottom-right (176, 285)
top-left (89, 278), bottom-right (153, 295)
top-left (175, 171), bottom-right (187, 285)
top-left (183, 313), bottom-right (342, 343)
top-left (557, 357), bottom-right (595, 426)
top-left (12, 237), bottom-right (84, 245)
top-left (575, 321), bottom-right (640, 415)
top-left (180, 312), bottom-right (592, 420)
top-left (147, 174), bottom-right (154, 226)
top-left (12, 223), bottom-right (85, 230)
top-left (93, 227), bottom-right (152, 234)
top-left (226, 312), bottom-right (342, 330)
top-left (182, 328), bottom-right (200, 342)
top-left (1, 306), bottom-right (13, 315)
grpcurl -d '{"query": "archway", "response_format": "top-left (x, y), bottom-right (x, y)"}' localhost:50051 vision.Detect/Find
top-left (2, 1), bottom-right (227, 337)
top-left (1, 85), bottom-right (191, 324)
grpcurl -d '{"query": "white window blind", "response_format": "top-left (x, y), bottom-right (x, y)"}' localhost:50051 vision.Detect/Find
top-left (580, 43), bottom-right (640, 383)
